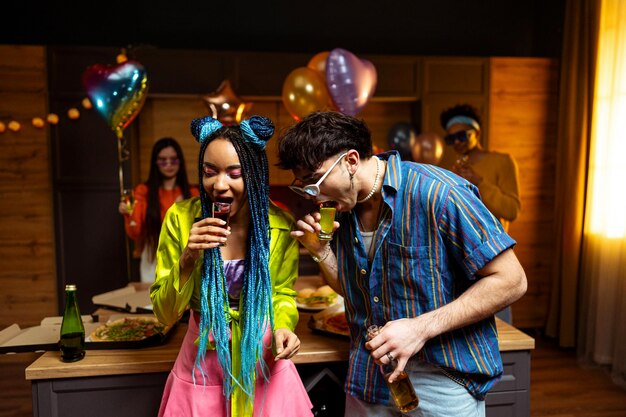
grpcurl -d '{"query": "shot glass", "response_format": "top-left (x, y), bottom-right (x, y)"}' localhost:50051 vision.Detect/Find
top-left (121, 189), bottom-right (135, 215)
top-left (318, 201), bottom-right (337, 241)
top-left (212, 202), bottom-right (231, 246)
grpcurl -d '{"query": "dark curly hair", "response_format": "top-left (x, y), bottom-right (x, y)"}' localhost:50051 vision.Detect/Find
top-left (277, 111), bottom-right (372, 172)
top-left (440, 104), bottom-right (482, 130)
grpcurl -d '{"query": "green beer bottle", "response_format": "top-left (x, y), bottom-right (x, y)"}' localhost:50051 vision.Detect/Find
top-left (59, 284), bottom-right (85, 362)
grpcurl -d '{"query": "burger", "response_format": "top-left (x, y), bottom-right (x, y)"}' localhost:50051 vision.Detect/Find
top-left (296, 285), bottom-right (338, 308)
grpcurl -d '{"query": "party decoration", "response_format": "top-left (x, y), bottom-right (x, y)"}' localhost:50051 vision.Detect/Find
top-left (81, 97), bottom-right (93, 109)
top-left (47, 114), bottom-right (59, 125)
top-left (410, 132), bottom-right (444, 165)
top-left (326, 48), bottom-right (377, 116)
top-left (307, 51), bottom-right (330, 83)
top-left (282, 67), bottom-right (332, 121)
top-left (32, 117), bottom-right (45, 128)
top-left (116, 51), bottom-right (128, 64)
top-left (201, 80), bottom-right (252, 125)
top-left (67, 108), bottom-right (80, 120)
top-left (83, 60), bottom-right (149, 139)
top-left (8, 121), bottom-right (21, 132)
top-left (387, 122), bottom-right (416, 160)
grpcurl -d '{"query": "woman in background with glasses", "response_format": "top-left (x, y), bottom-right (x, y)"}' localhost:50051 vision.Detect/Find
top-left (118, 137), bottom-right (200, 282)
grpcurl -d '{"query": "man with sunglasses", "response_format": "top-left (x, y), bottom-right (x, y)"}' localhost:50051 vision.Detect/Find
top-left (441, 104), bottom-right (521, 234)
top-left (277, 111), bottom-right (527, 417)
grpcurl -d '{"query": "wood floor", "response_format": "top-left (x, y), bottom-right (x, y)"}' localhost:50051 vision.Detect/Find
top-left (529, 334), bottom-right (626, 417)
top-left (1, 335), bottom-right (624, 417)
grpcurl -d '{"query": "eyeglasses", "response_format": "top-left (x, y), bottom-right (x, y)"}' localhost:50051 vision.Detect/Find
top-left (289, 152), bottom-right (348, 198)
top-left (444, 130), bottom-right (475, 145)
top-left (156, 157), bottom-right (180, 167)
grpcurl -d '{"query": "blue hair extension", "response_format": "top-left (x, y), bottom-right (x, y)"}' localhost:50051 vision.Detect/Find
top-left (191, 116), bottom-right (223, 144)
top-left (190, 115), bottom-right (276, 408)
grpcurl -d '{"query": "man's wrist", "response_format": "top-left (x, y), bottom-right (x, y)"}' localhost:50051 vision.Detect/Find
top-left (310, 245), bottom-right (331, 263)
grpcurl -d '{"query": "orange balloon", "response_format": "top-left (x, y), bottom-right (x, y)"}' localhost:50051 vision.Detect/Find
top-left (307, 52), bottom-right (330, 83)
top-left (410, 132), bottom-right (444, 165)
top-left (282, 67), bottom-right (332, 121)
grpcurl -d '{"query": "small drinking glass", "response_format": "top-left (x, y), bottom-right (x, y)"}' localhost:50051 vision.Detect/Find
top-left (212, 202), bottom-right (231, 246)
top-left (318, 201), bottom-right (337, 241)
top-left (121, 189), bottom-right (135, 215)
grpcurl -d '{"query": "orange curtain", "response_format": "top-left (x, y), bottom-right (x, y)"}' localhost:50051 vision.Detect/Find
top-left (546, 0), bottom-right (600, 347)
top-left (578, 0), bottom-right (626, 387)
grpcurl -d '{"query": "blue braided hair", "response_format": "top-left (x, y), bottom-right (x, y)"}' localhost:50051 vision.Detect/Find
top-left (190, 115), bottom-right (275, 404)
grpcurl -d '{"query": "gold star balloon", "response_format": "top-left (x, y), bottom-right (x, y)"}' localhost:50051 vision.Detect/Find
top-left (201, 80), bottom-right (252, 125)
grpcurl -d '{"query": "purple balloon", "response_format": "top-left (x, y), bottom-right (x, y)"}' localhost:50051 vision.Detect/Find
top-left (326, 48), bottom-right (377, 116)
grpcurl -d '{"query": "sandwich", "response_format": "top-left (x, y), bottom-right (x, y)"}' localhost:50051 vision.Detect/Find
top-left (296, 285), bottom-right (338, 308)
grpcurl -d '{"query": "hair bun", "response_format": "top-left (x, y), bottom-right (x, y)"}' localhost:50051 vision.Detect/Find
top-left (240, 116), bottom-right (274, 150)
top-left (248, 116), bottom-right (274, 141)
top-left (190, 116), bottom-right (223, 144)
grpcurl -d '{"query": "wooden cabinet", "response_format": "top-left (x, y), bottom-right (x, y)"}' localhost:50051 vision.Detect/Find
top-left (420, 57), bottom-right (490, 169)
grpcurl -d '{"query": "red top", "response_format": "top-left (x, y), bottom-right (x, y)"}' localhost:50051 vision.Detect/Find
top-left (124, 183), bottom-right (200, 254)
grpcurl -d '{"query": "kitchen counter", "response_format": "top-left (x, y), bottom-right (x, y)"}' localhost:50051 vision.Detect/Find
top-left (25, 276), bottom-right (534, 417)
top-left (25, 312), bottom-right (531, 380)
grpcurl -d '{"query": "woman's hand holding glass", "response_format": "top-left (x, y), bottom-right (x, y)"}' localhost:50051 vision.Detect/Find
top-left (180, 217), bottom-right (231, 276)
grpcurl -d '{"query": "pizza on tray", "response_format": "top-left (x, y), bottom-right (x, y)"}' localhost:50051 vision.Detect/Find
top-left (309, 309), bottom-right (350, 337)
top-left (323, 312), bottom-right (350, 336)
top-left (90, 317), bottom-right (167, 342)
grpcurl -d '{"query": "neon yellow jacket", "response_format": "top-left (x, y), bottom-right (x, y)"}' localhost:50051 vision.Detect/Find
top-left (150, 197), bottom-right (299, 332)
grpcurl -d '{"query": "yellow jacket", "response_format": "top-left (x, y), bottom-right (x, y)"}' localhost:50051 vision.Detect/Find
top-left (150, 197), bottom-right (299, 331)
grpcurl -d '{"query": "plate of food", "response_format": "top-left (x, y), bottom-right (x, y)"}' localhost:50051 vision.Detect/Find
top-left (308, 303), bottom-right (350, 337)
top-left (86, 316), bottom-right (173, 349)
top-left (296, 285), bottom-right (343, 311)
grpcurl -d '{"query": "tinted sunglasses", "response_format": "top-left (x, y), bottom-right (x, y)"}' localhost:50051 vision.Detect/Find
top-left (156, 157), bottom-right (180, 167)
top-left (444, 130), bottom-right (474, 145)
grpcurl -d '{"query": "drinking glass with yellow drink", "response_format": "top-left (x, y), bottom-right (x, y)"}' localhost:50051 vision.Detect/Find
top-left (318, 201), bottom-right (337, 241)
top-left (121, 189), bottom-right (135, 215)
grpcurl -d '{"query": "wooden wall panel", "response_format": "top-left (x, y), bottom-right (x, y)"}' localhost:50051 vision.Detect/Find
top-left (136, 98), bottom-right (415, 186)
top-left (489, 57), bottom-right (559, 329)
top-left (0, 45), bottom-right (57, 328)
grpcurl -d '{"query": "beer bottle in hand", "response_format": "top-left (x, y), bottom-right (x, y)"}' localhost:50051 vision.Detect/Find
top-left (367, 325), bottom-right (419, 412)
top-left (59, 284), bottom-right (85, 362)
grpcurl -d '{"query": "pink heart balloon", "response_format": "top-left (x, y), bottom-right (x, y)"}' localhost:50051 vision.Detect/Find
top-left (326, 48), bottom-right (377, 116)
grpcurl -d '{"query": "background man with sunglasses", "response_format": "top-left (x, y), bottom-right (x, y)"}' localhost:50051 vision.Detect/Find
top-left (277, 111), bottom-right (527, 417)
top-left (441, 104), bottom-right (521, 234)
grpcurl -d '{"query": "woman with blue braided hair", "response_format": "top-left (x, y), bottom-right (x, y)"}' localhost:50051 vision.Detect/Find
top-left (150, 115), bottom-right (313, 417)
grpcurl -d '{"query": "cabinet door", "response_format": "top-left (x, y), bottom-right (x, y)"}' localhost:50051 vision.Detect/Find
top-left (421, 57), bottom-right (489, 169)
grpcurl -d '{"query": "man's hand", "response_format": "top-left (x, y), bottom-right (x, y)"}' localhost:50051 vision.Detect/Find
top-left (364, 316), bottom-right (436, 383)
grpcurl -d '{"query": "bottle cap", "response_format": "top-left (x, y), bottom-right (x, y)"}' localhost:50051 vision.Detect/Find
top-left (65, 284), bottom-right (77, 291)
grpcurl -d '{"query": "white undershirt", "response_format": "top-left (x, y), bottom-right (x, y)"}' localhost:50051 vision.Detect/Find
top-left (360, 230), bottom-right (375, 256)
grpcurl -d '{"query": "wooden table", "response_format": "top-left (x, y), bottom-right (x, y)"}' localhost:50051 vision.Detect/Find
top-left (26, 276), bottom-right (534, 417)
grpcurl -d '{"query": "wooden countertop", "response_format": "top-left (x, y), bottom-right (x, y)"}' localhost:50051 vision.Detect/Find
top-left (25, 276), bottom-right (534, 381)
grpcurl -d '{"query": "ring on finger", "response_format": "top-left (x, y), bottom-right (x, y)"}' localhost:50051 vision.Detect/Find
top-left (386, 352), bottom-right (394, 362)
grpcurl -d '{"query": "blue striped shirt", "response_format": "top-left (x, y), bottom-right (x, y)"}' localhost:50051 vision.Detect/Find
top-left (334, 152), bottom-right (516, 402)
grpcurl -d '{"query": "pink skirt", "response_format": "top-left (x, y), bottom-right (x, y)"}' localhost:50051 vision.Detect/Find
top-left (158, 311), bottom-right (313, 417)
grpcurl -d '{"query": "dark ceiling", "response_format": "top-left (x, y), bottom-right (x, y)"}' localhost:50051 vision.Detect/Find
top-left (2, 0), bottom-right (565, 57)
